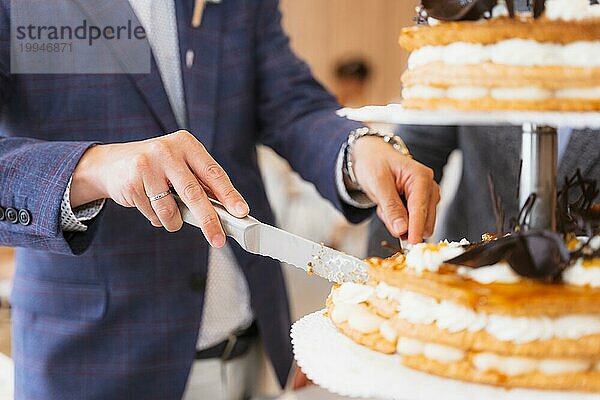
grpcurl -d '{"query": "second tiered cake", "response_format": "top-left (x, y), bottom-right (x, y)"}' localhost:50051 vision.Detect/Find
top-left (400, 0), bottom-right (600, 111)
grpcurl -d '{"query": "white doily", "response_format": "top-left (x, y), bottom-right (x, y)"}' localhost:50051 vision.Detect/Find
top-left (291, 311), bottom-right (598, 400)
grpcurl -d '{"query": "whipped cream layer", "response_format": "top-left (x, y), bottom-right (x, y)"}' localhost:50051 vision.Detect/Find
top-left (330, 282), bottom-right (600, 343)
top-left (457, 253), bottom-right (600, 289)
top-left (396, 337), bottom-right (600, 376)
top-left (563, 236), bottom-right (600, 288)
top-left (453, 237), bottom-right (599, 288)
top-left (330, 283), bottom-right (384, 334)
top-left (564, 258), bottom-right (600, 288)
top-left (545, 0), bottom-right (600, 21)
top-left (407, 39), bottom-right (600, 70)
top-left (404, 240), bottom-right (468, 274)
top-left (457, 262), bottom-right (521, 284)
top-left (402, 85), bottom-right (600, 101)
top-left (330, 284), bottom-right (600, 376)
top-left (374, 282), bottom-right (600, 343)
top-left (403, 238), bottom-right (600, 288)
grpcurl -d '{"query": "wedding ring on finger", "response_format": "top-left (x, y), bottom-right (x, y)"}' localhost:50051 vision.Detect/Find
top-left (148, 189), bottom-right (173, 202)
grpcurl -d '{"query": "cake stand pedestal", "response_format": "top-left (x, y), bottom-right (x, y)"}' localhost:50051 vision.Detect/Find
top-left (520, 124), bottom-right (557, 230)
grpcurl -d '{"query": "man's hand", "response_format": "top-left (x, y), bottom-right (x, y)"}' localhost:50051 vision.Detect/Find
top-left (351, 136), bottom-right (440, 244)
top-left (70, 130), bottom-right (249, 248)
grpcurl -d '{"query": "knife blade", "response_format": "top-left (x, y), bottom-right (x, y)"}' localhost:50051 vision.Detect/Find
top-left (176, 197), bottom-right (368, 284)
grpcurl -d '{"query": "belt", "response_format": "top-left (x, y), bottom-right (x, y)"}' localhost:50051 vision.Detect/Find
top-left (194, 322), bottom-right (258, 362)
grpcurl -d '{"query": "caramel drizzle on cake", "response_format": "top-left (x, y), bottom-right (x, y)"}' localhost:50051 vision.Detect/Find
top-left (400, 17), bottom-right (600, 51)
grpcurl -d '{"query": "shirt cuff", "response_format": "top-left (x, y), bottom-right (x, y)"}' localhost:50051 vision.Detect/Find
top-left (335, 143), bottom-right (375, 209)
top-left (60, 177), bottom-right (106, 232)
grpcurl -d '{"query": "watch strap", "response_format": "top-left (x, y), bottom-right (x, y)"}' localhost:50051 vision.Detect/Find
top-left (344, 127), bottom-right (412, 191)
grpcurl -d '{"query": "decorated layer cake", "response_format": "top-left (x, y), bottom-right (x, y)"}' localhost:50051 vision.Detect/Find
top-left (327, 238), bottom-right (600, 392)
top-left (326, 173), bottom-right (600, 392)
top-left (400, 0), bottom-right (600, 111)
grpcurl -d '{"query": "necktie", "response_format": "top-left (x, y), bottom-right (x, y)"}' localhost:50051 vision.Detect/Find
top-left (131, 0), bottom-right (187, 128)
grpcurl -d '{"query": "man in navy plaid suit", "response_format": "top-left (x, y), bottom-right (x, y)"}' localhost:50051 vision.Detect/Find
top-left (0, 0), bottom-right (438, 398)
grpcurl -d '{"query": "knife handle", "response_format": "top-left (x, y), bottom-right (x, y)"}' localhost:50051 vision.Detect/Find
top-left (175, 195), bottom-right (259, 249)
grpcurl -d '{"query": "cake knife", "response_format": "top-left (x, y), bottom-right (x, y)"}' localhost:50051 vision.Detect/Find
top-left (176, 197), bottom-right (368, 284)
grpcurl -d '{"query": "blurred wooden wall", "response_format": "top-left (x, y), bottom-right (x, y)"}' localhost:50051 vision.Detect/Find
top-left (0, 248), bottom-right (13, 281)
top-left (280, 0), bottom-right (418, 106)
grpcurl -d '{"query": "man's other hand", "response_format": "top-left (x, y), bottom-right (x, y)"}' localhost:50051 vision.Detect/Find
top-left (352, 136), bottom-right (440, 244)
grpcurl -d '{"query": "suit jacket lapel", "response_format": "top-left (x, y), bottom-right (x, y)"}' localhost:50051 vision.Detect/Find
top-left (70, 0), bottom-right (179, 134)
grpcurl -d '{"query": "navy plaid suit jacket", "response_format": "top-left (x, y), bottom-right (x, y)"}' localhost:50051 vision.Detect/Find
top-left (0, 1), bottom-right (369, 398)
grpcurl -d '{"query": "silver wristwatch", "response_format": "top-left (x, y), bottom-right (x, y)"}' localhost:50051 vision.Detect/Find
top-left (343, 127), bottom-right (412, 191)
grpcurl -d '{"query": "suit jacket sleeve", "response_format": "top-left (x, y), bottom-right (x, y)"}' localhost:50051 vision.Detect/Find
top-left (397, 125), bottom-right (459, 183)
top-left (254, 0), bottom-right (372, 223)
top-left (0, 2), bottom-right (100, 255)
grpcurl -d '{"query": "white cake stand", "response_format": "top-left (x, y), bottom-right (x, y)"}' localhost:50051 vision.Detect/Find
top-left (290, 107), bottom-right (600, 399)
top-left (338, 104), bottom-right (600, 231)
top-left (291, 311), bottom-right (598, 400)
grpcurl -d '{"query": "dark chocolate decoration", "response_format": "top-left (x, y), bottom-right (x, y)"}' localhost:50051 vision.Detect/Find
top-left (531, 0), bottom-right (546, 18)
top-left (447, 236), bottom-right (517, 268)
top-left (447, 230), bottom-right (570, 282)
top-left (557, 169), bottom-right (599, 237)
top-left (421, 0), bottom-right (497, 22)
top-left (447, 170), bottom-right (599, 283)
top-left (506, 0), bottom-right (515, 17)
top-left (505, 230), bottom-right (571, 282)
top-left (419, 0), bottom-right (553, 22)
top-left (488, 174), bottom-right (505, 236)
